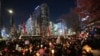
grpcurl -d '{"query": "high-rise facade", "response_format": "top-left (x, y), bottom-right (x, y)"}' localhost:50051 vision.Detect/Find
top-left (40, 3), bottom-right (50, 37)
top-left (26, 3), bottom-right (50, 36)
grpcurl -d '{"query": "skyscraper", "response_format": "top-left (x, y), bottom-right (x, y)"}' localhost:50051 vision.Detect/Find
top-left (40, 3), bottom-right (50, 37)
top-left (26, 3), bottom-right (50, 36)
top-left (40, 3), bottom-right (49, 26)
top-left (32, 3), bottom-right (50, 36)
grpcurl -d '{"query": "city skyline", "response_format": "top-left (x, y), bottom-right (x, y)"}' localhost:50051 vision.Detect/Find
top-left (1, 0), bottom-right (76, 27)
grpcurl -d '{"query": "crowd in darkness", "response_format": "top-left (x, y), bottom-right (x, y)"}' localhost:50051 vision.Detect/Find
top-left (0, 33), bottom-right (100, 56)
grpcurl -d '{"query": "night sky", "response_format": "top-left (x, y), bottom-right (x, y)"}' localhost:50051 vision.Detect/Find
top-left (1, 0), bottom-right (76, 27)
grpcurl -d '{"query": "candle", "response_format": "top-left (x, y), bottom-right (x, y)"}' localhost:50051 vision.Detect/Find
top-left (51, 49), bottom-right (55, 56)
top-left (51, 49), bottom-right (54, 54)
top-left (41, 44), bottom-right (43, 48)
top-left (36, 52), bottom-right (40, 56)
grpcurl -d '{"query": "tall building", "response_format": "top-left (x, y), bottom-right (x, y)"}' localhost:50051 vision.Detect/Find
top-left (33, 5), bottom-right (41, 35)
top-left (26, 15), bottom-right (34, 35)
top-left (40, 3), bottom-right (49, 26)
top-left (40, 3), bottom-right (50, 37)
top-left (26, 3), bottom-right (50, 36)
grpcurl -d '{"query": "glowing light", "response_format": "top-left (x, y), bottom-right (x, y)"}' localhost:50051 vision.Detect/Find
top-left (82, 45), bottom-right (92, 53)
top-left (49, 42), bottom-right (52, 46)
top-left (1, 27), bottom-right (9, 40)
top-left (53, 22), bottom-right (67, 35)
top-left (81, 16), bottom-right (89, 21)
top-left (36, 52), bottom-right (40, 56)
top-left (25, 48), bottom-right (28, 52)
top-left (81, 18), bottom-right (86, 21)
top-left (51, 49), bottom-right (55, 54)
top-left (44, 47), bottom-right (47, 50)
top-left (54, 24), bottom-right (58, 31)
top-left (8, 9), bottom-right (13, 14)
top-left (35, 5), bottom-right (40, 10)
top-left (41, 44), bottom-right (43, 48)
top-left (58, 29), bottom-right (63, 35)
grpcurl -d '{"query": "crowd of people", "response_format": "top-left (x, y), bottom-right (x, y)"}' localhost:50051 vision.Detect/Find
top-left (0, 34), bottom-right (99, 56)
top-left (0, 27), bottom-right (99, 56)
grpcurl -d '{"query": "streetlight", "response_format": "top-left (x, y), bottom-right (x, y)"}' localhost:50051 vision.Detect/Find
top-left (8, 9), bottom-right (13, 14)
top-left (8, 9), bottom-right (14, 27)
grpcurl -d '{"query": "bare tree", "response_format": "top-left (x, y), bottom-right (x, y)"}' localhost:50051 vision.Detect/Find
top-left (75, 0), bottom-right (100, 21)
top-left (58, 10), bottom-right (81, 33)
